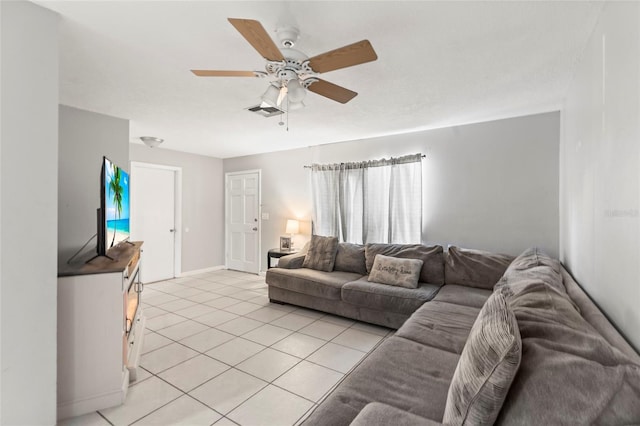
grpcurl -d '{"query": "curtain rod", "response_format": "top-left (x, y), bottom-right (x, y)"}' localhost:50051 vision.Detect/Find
top-left (303, 154), bottom-right (425, 169)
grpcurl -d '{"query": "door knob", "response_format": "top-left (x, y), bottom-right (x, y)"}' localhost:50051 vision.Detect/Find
top-left (169, 229), bottom-right (175, 232)
top-left (252, 227), bottom-right (258, 231)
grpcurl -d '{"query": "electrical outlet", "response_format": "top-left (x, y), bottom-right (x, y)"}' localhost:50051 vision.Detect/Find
top-left (261, 212), bottom-right (269, 220)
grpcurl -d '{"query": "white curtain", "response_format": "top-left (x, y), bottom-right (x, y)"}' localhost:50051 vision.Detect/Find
top-left (310, 154), bottom-right (422, 244)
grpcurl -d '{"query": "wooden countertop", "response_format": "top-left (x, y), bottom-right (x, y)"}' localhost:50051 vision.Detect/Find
top-left (59, 241), bottom-right (143, 277)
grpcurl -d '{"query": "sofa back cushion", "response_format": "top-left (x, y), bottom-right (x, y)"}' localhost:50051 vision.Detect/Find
top-left (334, 243), bottom-right (367, 275)
top-left (496, 247), bottom-right (569, 297)
top-left (445, 246), bottom-right (515, 290)
top-left (443, 288), bottom-right (521, 425)
top-left (368, 254), bottom-right (423, 289)
top-left (302, 235), bottom-right (339, 272)
top-left (504, 246), bottom-right (560, 274)
top-left (365, 244), bottom-right (444, 285)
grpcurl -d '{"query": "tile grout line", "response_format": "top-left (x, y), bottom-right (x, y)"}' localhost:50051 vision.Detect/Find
top-left (144, 314), bottom-right (374, 377)
top-left (135, 271), bottom-right (391, 426)
top-left (142, 290), bottom-right (386, 377)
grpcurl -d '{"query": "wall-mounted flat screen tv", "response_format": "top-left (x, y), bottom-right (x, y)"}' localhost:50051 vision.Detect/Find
top-left (97, 156), bottom-right (130, 257)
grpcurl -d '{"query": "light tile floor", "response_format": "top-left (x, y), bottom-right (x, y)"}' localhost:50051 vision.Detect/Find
top-left (58, 269), bottom-right (391, 426)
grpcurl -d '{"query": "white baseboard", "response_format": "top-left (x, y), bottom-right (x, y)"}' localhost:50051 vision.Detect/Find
top-left (57, 374), bottom-right (127, 421)
top-left (178, 265), bottom-right (225, 277)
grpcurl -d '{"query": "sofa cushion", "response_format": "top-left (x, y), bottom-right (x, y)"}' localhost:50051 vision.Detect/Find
top-left (365, 244), bottom-right (444, 285)
top-left (432, 284), bottom-right (492, 309)
top-left (368, 254), bottom-right (423, 289)
top-left (445, 246), bottom-right (514, 290)
top-left (302, 235), bottom-right (339, 272)
top-left (334, 242), bottom-right (367, 275)
top-left (499, 264), bottom-right (569, 298)
top-left (496, 270), bottom-right (640, 425)
top-left (342, 276), bottom-right (440, 315)
top-left (396, 301), bottom-right (481, 354)
top-left (443, 289), bottom-right (521, 426)
top-left (302, 335), bottom-right (460, 426)
top-left (350, 402), bottom-right (443, 426)
top-left (266, 268), bottom-right (363, 300)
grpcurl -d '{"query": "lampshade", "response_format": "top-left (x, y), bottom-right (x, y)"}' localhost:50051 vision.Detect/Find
top-left (287, 101), bottom-right (305, 111)
top-left (261, 84), bottom-right (281, 107)
top-left (286, 78), bottom-right (306, 103)
top-left (285, 219), bottom-right (299, 234)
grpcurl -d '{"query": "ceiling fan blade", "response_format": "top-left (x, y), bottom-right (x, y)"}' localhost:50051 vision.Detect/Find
top-left (191, 70), bottom-right (261, 77)
top-left (308, 40), bottom-right (377, 74)
top-left (228, 18), bottom-right (285, 62)
top-left (306, 79), bottom-right (358, 104)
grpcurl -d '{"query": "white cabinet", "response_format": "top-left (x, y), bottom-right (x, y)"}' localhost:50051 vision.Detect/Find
top-left (57, 242), bottom-right (145, 420)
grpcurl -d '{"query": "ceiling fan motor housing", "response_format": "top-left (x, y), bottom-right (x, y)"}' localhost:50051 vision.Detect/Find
top-left (266, 48), bottom-right (315, 83)
top-left (276, 26), bottom-right (300, 48)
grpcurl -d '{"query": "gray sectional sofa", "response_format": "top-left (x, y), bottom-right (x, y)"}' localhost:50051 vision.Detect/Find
top-left (265, 242), bottom-right (640, 425)
top-left (266, 243), bottom-right (503, 329)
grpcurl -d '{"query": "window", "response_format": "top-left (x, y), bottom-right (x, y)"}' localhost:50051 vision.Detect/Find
top-left (309, 154), bottom-right (422, 244)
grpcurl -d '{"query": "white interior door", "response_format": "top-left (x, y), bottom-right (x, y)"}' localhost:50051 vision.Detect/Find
top-left (131, 163), bottom-right (179, 283)
top-left (226, 171), bottom-right (260, 273)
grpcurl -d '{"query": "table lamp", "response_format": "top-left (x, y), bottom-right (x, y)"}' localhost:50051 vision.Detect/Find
top-left (285, 219), bottom-right (299, 249)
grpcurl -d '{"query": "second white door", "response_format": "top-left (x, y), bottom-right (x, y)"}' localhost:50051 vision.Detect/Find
top-left (131, 164), bottom-right (178, 283)
top-left (226, 171), bottom-right (260, 274)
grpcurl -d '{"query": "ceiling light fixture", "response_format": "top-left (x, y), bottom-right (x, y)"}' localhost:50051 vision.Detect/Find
top-left (140, 136), bottom-right (164, 148)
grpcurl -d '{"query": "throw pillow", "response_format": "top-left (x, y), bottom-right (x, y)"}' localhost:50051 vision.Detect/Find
top-left (445, 245), bottom-right (515, 290)
top-left (368, 254), bottom-right (423, 289)
top-left (302, 235), bottom-right (339, 272)
top-left (443, 288), bottom-right (522, 425)
top-left (365, 244), bottom-right (445, 285)
top-left (334, 243), bottom-right (367, 275)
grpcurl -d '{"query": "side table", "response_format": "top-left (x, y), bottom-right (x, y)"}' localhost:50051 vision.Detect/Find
top-left (267, 248), bottom-right (300, 269)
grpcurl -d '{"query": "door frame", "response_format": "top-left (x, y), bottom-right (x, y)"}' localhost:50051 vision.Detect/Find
top-left (130, 161), bottom-right (183, 278)
top-left (225, 169), bottom-right (262, 273)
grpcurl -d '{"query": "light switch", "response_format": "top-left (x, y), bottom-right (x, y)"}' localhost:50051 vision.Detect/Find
top-left (261, 212), bottom-right (269, 220)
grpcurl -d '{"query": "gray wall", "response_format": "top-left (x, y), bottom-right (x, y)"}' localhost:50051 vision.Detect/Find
top-left (129, 144), bottom-right (225, 273)
top-left (1, 2), bottom-right (58, 424)
top-left (560, 1), bottom-right (640, 350)
top-left (224, 112), bottom-right (560, 272)
top-left (58, 105), bottom-right (129, 263)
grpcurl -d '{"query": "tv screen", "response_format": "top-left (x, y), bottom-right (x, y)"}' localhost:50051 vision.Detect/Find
top-left (103, 157), bottom-right (130, 253)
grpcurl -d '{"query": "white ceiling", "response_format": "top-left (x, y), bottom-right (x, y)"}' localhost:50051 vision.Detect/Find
top-left (38, 1), bottom-right (603, 159)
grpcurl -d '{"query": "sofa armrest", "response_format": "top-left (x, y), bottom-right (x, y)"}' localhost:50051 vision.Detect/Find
top-left (350, 402), bottom-right (442, 426)
top-left (277, 252), bottom-right (307, 269)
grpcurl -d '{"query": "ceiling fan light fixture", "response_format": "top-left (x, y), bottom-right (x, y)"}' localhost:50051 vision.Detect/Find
top-left (287, 78), bottom-right (306, 103)
top-left (287, 101), bottom-right (305, 111)
top-left (261, 84), bottom-right (281, 107)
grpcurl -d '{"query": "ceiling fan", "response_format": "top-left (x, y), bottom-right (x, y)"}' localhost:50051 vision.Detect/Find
top-left (191, 18), bottom-right (378, 112)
